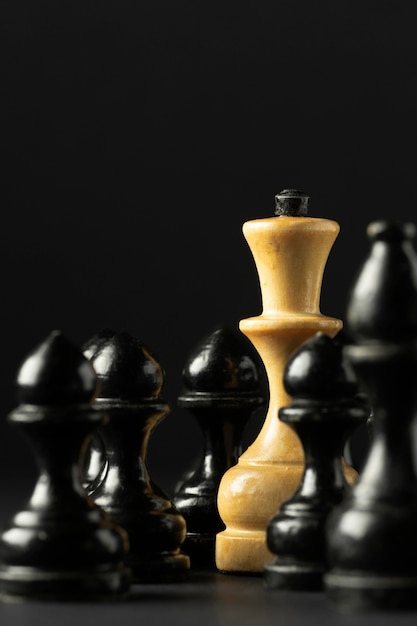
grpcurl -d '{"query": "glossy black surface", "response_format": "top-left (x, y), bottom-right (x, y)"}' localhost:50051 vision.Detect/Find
top-left (173, 326), bottom-right (265, 567)
top-left (82, 328), bottom-right (116, 490)
top-left (17, 330), bottom-right (98, 405)
top-left (86, 330), bottom-right (190, 582)
top-left (264, 332), bottom-right (368, 591)
top-left (0, 331), bottom-right (130, 601)
top-left (325, 221), bottom-right (417, 611)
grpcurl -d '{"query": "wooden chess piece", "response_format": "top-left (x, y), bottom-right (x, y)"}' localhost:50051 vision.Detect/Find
top-left (325, 221), bottom-right (417, 612)
top-left (173, 325), bottom-right (265, 567)
top-left (87, 330), bottom-right (190, 582)
top-left (0, 331), bottom-right (130, 601)
top-left (264, 332), bottom-right (369, 590)
top-left (216, 189), bottom-right (357, 573)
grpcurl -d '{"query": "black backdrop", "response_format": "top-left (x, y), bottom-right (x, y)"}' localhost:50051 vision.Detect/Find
top-left (1, 1), bottom-right (416, 501)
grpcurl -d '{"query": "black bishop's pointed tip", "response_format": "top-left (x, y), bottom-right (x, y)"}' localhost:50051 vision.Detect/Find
top-left (16, 330), bottom-right (98, 405)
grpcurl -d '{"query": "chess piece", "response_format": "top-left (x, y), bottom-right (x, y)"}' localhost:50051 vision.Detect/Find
top-left (173, 325), bottom-right (265, 567)
top-left (82, 328), bottom-right (115, 492)
top-left (216, 189), bottom-right (357, 573)
top-left (87, 330), bottom-right (190, 582)
top-left (264, 332), bottom-right (369, 590)
top-left (0, 331), bottom-right (130, 601)
top-left (83, 327), bottom-right (116, 359)
top-left (325, 221), bottom-right (417, 611)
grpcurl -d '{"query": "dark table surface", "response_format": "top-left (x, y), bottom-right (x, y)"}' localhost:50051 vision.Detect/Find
top-left (1, 468), bottom-right (416, 626)
top-left (0, 567), bottom-right (417, 626)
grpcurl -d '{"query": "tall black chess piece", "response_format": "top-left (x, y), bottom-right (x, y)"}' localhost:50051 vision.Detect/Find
top-left (86, 330), bottom-right (190, 582)
top-left (325, 221), bottom-right (417, 611)
top-left (0, 331), bottom-right (130, 601)
top-left (173, 326), bottom-right (265, 567)
top-left (264, 331), bottom-right (368, 590)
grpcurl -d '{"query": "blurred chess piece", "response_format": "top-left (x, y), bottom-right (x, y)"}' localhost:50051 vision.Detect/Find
top-left (325, 221), bottom-right (417, 611)
top-left (0, 331), bottom-right (130, 601)
top-left (216, 190), bottom-right (357, 573)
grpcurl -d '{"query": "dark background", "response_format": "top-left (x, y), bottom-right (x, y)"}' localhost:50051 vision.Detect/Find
top-left (1, 0), bottom-right (417, 504)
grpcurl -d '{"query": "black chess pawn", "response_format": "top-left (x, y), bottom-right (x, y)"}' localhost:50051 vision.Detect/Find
top-left (173, 326), bottom-right (265, 567)
top-left (86, 330), bottom-right (190, 582)
top-left (82, 328), bottom-right (116, 493)
top-left (325, 221), bottom-right (417, 612)
top-left (0, 331), bottom-right (130, 601)
top-left (264, 331), bottom-right (368, 591)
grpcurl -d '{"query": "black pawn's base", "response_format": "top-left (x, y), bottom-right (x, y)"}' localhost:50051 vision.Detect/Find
top-left (181, 533), bottom-right (216, 570)
top-left (0, 565), bottom-right (130, 603)
top-left (99, 497), bottom-right (191, 583)
top-left (264, 559), bottom-right (324, 591)
top-left (129, 552), bottom-right (190, 583)
top-left (325, 572), bottom-right (417, 613)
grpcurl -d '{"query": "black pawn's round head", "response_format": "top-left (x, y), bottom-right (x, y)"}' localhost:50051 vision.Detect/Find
top-left (89, 331), bottom-right (164, 401)
top-left (82, 328), bottom-right (116, 360)
top-left (182, 326), bottom-right (262, 393)
top-left (16, 330), bottom-right (98, 405)
top-left (283, 331), bottom-right (359, 401)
